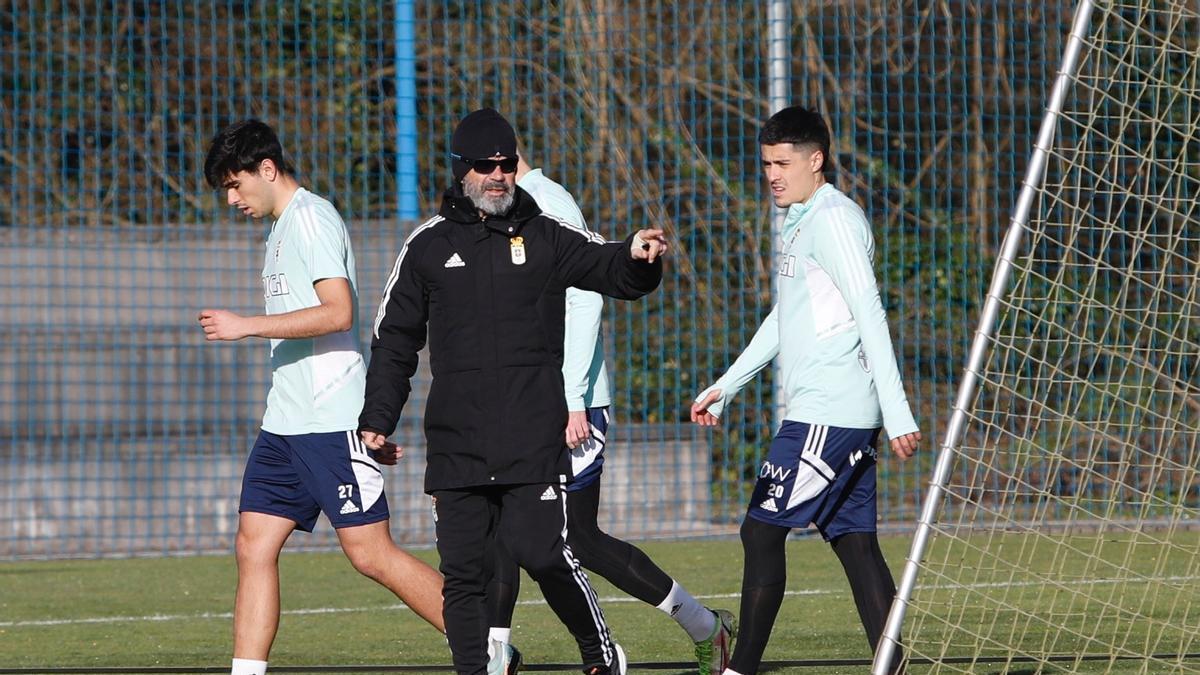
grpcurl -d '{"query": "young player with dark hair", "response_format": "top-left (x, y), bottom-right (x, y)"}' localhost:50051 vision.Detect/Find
top-left (484, 156), bottom-right (736, 675)
top-left (690, 106), bottom-right (921, 675)
top-left (200, 119), bottom-right (445, 675)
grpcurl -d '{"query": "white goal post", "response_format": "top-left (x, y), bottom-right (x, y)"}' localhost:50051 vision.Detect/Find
top-left (875, 1), bottom-right (1200, 673)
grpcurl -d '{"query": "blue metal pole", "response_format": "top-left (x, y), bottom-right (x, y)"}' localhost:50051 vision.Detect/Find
top-left (395, 0), bottom-right (419, 220)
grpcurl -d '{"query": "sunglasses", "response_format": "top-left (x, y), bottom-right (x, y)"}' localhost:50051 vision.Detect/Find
top-left (451, 153), bottom-right (518, 174)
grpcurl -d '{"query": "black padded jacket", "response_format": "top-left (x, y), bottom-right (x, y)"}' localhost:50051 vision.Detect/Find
top-left (359, 186), bottom-right (662, 492)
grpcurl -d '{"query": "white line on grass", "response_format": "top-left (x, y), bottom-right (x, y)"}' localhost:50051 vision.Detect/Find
top-left (1, 592), bottom-right (815, 628)
top-left (5, 575), bottom-right (1199, 628)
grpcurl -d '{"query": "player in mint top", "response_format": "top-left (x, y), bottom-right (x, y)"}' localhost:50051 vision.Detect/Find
top-left (199, 120), bottom-right (445, 675)
top-left (484, 156), bottom-right (737, 675)
top-left (257, 181), bottom-right (364, 433)
top-left (690, 107), bottom-right (921, 675)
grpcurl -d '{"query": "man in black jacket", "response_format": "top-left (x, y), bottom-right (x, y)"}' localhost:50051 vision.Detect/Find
top-left (359, 108), bottom-right (667, 675)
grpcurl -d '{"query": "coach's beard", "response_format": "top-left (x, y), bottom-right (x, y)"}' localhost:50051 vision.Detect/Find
top-left (465, 178), bottom-right (514, 216)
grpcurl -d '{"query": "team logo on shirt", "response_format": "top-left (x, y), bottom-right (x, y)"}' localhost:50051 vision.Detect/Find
top-left (262, 273), bottom-right (291, 298)
top-left (778, 253), bottom-right (797, 278)
top-left (444, 252), bottom-right (466, 268)
top-left (857, 348), bottom-right (870, 372)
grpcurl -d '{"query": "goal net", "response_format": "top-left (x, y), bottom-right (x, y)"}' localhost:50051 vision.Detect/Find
top-left (876, 1), bottom-right (1200, 672)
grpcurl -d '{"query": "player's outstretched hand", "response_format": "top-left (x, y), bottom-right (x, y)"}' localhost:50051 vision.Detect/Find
top-left (565, 410), bottom-right (590, 449)
top-left (371, 440), bottom-right (404, 466)
top-left (690, 389), bottom-right (723, 427)
top-left (631, 229), bottom-right (669, 263)
top-left (198, 309), bottom-right (250, 341)
top-left (890, 431), bottom-right (921, 460)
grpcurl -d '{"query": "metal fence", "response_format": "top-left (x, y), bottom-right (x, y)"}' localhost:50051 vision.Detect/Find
top-left (0, 1), bottom-right (1070, 557)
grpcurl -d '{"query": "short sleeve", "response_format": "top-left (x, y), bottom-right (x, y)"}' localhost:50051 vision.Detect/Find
top-left (296, 204), bottom-right (350, 283)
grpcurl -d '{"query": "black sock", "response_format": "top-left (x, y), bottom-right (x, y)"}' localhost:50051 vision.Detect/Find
top-left (728, 516), bottom-right (790, 675)
top-left (487, 540), bottom-right (520, 630)
top-left (565, 481), bottom-right (673, 605)
top-left (831, 532), bottom-right (903, 673)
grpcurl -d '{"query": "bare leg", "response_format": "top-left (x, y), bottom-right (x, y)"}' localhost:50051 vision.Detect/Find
top-left (232, 512), bottom-right (296, 660)
top-left (337, 519), bottom-right (446, 633)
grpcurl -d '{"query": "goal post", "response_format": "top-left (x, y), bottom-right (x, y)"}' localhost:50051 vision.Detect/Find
top-left (875, 1), bottom-right (1200, 673)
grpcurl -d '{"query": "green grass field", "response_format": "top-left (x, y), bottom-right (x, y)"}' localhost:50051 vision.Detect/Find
top-left (2, 537), bottom-right (889, 673)
top-left (3, 533), bottom-right (1197, 674)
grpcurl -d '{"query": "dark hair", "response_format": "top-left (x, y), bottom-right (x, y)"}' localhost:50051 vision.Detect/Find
top-left (758, 106), bottom-right (831, 170)
top-left (204, 119), bottom-right (288, 189)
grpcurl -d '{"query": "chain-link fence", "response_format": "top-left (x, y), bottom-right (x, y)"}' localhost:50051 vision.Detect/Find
top-left (1, 1), bottom-right (1069, 557)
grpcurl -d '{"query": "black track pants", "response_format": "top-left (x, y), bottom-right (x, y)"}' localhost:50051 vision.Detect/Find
top-left (435, 483), bottom-right (617, 675)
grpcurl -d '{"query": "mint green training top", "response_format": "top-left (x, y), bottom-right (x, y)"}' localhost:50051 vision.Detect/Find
top-left (698, 183), bottom-right (918, 439)
top-left (517, 169), bottom-right (612, 411)
top-left (260, 188), bottom-right (366, 435)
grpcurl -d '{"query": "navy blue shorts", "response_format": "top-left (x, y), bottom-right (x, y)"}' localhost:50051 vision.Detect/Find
top-left (567, 407), bottom-right (608, 492)
top-left (239, 429), bottom-right (390, 532)
top-left (746, 421), bottom-right (881, 541)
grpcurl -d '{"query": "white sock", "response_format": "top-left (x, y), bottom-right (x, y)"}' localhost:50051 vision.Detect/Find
top-left (231, 658), bottom-right (267, 675)
top-left (489, 626), bottom-right (511, 645)
top-left (655, 580), bottom-right (716, 642)
top-left (722, 670), bottom-right (746, 675)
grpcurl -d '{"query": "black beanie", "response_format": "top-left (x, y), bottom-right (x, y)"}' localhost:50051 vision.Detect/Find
top-left (450, 108), bottom-right (517, 181)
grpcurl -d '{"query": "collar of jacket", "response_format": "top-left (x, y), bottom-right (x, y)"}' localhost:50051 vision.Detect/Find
top-left (780, 182), bottom-right (836, 246)
top-left (438, 184), bottom-right (540, 237)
